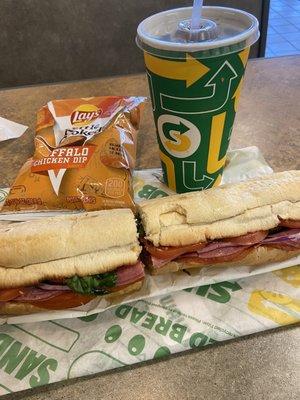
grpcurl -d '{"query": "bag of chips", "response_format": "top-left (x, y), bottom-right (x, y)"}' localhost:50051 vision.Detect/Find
top-left (3, 96), bottom-right (146, 212)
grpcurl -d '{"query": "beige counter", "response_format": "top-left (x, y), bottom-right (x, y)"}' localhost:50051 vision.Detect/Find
top-left (0, 56), bottom-right (300, 399)
top-left (1, 56), bottom-right (300, 187)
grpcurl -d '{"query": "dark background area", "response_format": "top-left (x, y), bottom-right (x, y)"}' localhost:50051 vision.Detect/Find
top-left (0, 0), bottom-right (269, 88)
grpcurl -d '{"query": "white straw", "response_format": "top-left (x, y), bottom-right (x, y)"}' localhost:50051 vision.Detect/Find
top-left (191, 0), bottom-right (203, 30)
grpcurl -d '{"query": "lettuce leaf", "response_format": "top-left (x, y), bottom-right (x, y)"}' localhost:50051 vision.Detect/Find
top-left (66, 271), bottom-right (117, 295)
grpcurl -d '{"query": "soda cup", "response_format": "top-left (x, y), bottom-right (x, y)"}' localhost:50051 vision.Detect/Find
top-left (137, 7), bottom-right (259, 192)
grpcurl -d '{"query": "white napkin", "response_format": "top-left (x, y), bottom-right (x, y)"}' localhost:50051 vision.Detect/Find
top-left (0, 116), bottom-right (28, 142)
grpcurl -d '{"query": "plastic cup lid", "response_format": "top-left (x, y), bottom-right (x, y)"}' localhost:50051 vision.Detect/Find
top-left (137, 6), bottom-right (259, 54)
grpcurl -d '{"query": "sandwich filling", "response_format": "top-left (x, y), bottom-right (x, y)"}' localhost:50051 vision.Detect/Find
top-left (0, 261), bottom-right (144, 310)
top-left (142, 219), bottom-right (300, 269)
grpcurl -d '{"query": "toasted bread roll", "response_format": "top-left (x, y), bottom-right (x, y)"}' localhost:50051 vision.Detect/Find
top-left (138, 171), bottom-right (300, 247)
top-left (0, 244), bottom-right (141, 289)
top-left (0, 209), bottom-right (139, 268)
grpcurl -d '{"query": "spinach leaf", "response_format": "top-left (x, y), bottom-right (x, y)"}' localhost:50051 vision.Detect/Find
top-left (66, 271), bottom-right (117, 295)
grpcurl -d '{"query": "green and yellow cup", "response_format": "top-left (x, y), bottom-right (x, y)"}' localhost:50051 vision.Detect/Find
top-left (137, 7), bottom-right (259, 192)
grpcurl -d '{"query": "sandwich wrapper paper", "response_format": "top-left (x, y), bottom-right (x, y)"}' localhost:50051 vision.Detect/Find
top-left (0, 267), bottom-right (299, 395)
top-left (0, 146), bottom-right (299, 394)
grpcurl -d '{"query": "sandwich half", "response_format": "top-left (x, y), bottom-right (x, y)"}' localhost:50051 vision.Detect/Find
top-left (138, 170), bottom-right (300, 275)
top-left (0, 209), bottom-right (143, 314)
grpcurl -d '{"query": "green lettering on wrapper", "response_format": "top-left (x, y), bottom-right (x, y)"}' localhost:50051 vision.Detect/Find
top-left (115, 305), bottom-right (132, 319)
top-left (113, 304), bottom-right (219, 350)
top-left (0, 333), bottom-right (58, 386)
top-left (29, 359), bottom-right (58, 388)
top-left (207, 282), bottom-right (242, 303)
top-left (186, 281), bottom-right (242, 303)
top-left (169, 323), bottom-right (187, 344)
top-left (0, 342), bottom-right (30, 374)
top-left (141, 313), bottom-right (158, 330)
top-left (154, 317), bottom-right (172, 336)
top-left (15, 351), bottom-right (47, 380)
top-left (130, 308), bottom-right (147, 324)
top-left (195, 285), bottom-right (210, 296)
top-left (0, 334), bottom-right (14, 357)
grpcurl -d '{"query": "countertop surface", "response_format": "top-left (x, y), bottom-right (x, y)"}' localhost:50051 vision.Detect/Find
top-left (0, 56), bottom-right (300, 399)
top-left (1, 55), bottom-right (300, 186)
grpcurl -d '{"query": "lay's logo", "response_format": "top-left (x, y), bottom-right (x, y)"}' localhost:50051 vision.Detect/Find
top-left (71, 104), bottom-right (102, 126)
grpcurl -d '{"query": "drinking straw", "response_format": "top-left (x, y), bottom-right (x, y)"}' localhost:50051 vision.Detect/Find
top-left (191, 0), bottom-right (203, 30)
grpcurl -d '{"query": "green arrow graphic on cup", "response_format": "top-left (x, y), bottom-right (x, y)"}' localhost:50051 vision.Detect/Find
top-left (137, 6), bottom-right (259, 193)
top-left (160, 60), bottom-right (238, 114)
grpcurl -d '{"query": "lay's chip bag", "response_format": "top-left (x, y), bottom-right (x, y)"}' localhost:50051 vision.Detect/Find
top-left (3, 96), bottom-right (146, 212)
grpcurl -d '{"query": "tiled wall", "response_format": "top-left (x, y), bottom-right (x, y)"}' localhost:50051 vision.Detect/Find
top-left (266, 0), bottom-right (300, 57)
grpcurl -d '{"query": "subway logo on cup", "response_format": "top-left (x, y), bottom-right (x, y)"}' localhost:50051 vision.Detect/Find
top-left (71, 104), bottom-right (102, 126)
